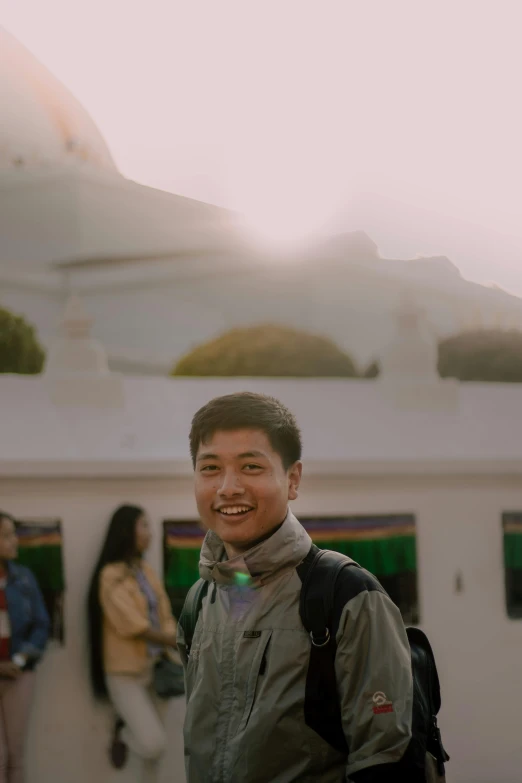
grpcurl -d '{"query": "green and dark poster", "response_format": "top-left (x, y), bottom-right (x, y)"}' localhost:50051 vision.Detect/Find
top-left (164, 514), bottom-right (418, 623)
top-left (503, 512), bottom-right (522, 619)
top-left (16, 520), bottom-right (65, 642)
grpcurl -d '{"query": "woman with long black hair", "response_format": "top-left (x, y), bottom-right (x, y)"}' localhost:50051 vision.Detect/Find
top-left (87, 505), bottom-right (180, 783)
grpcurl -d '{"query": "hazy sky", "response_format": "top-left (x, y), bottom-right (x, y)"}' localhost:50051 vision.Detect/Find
top-left (3, 1), bottom-right (522, 267)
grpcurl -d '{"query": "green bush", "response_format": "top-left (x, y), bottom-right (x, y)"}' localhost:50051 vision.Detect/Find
top-left (0, 305), bottom-right (45, 374)
top-left (438, 329), bottom-right (522, 382)
top-left (172, 324), bottom-right (358, 377)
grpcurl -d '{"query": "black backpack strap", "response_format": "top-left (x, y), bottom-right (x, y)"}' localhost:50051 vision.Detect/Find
top-left (297, 544), bottom-right (362, 754)
top-left (406, 628), bottom-right (450, 774)
top-left (178, 578), bottom-right (209, 655)
top-left (298, 544), bottom-right (356, 645)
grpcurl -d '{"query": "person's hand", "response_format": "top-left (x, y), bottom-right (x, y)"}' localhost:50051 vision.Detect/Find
top-left (0, 662), bottom-right (23, 679)
top-left (141, 628), bottom-right (178, 648)
top-left (163, 633), bottom-right (178, 648)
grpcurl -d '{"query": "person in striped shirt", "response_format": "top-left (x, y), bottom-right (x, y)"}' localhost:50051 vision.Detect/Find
top-left (0, 511), bottom-right (50, 783)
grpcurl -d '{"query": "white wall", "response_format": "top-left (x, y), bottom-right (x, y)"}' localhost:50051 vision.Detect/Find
top-left (1, 471), bottom-right (521, 783)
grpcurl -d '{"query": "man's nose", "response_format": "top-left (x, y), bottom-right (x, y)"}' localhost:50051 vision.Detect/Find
top-left (217, 470), bottom-right (246, 496)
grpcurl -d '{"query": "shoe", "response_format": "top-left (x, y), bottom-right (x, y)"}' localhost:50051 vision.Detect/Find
top-left (109, 717), bottom-right (128, 769)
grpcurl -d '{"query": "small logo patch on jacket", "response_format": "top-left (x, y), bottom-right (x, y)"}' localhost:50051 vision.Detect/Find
top-left (372, 691), bottom-right (394, 714)
top-left (243, 630), bottom-right (261, 639)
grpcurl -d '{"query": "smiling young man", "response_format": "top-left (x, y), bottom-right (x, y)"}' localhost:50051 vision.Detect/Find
top-left (177, 392), bottom-right (417, 783)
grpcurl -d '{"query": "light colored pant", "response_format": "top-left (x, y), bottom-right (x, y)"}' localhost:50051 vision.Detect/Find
top-left (0, 673), bottom-right (35, 783)
top-left (106, 669), bottom-right (170, 783)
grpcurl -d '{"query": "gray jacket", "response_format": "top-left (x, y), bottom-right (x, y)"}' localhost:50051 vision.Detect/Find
top-left (178, 510), bottom-right (414, 783)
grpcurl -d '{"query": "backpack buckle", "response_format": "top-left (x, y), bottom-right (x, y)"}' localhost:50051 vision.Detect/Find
top-left (310, 628), bottom-right (330, 647)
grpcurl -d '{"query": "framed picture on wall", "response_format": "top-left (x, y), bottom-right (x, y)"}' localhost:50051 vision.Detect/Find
top-left (300, 515), bottom-right (419, 624)
top-left (163, 520), bottom-right (205, 619)
top-left (162, 514), bottom-right (419, 624)
top-left (503, 512), bottom-right (522, 619)
top-left (15, 519), bottom-right (65, 642)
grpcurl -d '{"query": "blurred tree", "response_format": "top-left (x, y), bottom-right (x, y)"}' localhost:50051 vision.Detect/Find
top-left (438, 329), bottom-right (522, 382)
top-left (0, 305), bottom-right (45, 374)
top-left (172, 324), bottom-right (358, 377)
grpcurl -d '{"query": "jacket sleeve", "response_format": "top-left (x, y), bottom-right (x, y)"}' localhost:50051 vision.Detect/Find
top-left (176, 620), bottom-right (188, 668)
top-left (99, 568), bottom-right (150, 639)
top-left (334, 586), bottom-right (415, 782)
top-left (19, 569), bottom-right (50, 660)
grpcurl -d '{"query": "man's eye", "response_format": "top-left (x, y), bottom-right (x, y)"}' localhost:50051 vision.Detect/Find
top-left (244, 464), bottom-right (262, 471)
top-left (201, 465), bottom-right (218, 472)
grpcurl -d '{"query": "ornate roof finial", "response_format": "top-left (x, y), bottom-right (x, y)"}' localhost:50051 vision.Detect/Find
top-left (61, 294), bottom-right (93, 340)
top-left (378, 290), bottom-right (458, 410)
top-left (44, 293), bottom-right (123, 407)
top-left (380, 292), bottom-right (438, 382)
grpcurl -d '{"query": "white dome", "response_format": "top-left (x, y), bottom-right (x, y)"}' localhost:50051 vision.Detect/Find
top-left (0, 27), bottom-right (116, 172)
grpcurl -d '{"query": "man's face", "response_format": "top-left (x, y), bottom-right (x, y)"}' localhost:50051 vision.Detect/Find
top-left (194, 428), bottom-right (302, 555)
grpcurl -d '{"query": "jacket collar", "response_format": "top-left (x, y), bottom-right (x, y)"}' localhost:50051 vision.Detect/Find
top-left (199, 509), bottom-right (311, 587)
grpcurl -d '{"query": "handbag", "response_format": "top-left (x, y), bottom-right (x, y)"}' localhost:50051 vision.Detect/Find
top-left (153, 655), bottom-right (185, 699)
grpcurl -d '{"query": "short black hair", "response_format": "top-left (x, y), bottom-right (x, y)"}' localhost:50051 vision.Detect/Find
top-left (189, 392), bottom-right (302, 470)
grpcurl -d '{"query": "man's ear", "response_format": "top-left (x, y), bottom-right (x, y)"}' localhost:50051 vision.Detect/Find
top-left (287, 461), bottom-right (303, 501)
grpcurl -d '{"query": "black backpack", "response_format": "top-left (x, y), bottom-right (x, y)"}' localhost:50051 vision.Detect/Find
top-left (179, 544), bottom-right (450, 781)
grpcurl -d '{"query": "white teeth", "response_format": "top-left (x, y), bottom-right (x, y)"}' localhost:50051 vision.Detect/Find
top-left (218, 506), bottom-right (251, 515)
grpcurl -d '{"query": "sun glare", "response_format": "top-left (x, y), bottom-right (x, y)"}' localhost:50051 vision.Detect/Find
top-left (232, 158), bottom-right (344, 251)
top-left (226, 115), bottom-right (348, 251)
top-left (239, 199), bottom-right (335, 249)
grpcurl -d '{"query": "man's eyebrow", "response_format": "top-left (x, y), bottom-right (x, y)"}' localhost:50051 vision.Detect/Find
top-left (196, 450), bottom-right (267, 462)
top-left (196, 452), bottom-right (219, 462)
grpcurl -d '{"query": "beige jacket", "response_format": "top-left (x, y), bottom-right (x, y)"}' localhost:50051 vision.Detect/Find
top-left (99, 561), bottom-right (177, 675)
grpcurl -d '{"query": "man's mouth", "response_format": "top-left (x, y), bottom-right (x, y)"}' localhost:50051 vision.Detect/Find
top-left (215, 505), bottom-right (254, 520)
